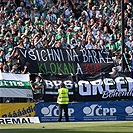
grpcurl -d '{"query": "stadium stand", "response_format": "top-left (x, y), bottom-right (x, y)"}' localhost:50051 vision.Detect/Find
top-left (0, 0), bottom-right (132, 102)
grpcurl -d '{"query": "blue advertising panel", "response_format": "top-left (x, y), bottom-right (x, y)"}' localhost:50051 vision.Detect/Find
top-left (35, 101), bottom-right (133, 122)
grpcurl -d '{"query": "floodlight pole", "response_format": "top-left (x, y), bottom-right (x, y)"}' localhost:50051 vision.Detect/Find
top-left (121, 0), bottom-right (125, 72)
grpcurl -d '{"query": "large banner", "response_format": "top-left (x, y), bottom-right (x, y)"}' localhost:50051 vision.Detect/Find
top-left (35, 101), bottom-right (133, 122)
top-left (0, 72), bottom-right (33, 98)
top-left (41, 73), bottom-right (133, 102)
top-left (18, 48), bottom-right (114, 74)
top-left (0, 103), bottom-right (35, 118)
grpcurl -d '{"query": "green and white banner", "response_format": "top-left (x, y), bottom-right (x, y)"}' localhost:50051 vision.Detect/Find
top-left (0, 72), bottom-right (33, 98)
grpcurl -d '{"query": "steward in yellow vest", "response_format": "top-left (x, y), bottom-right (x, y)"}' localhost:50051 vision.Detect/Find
top-left (57, 83), bottom-right (69, 122)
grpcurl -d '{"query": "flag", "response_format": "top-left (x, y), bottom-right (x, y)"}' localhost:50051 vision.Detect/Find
top-left (0, 72), bottom-right (33, 98)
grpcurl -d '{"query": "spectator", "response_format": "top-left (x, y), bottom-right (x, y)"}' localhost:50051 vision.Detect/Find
top-left (2, 64), bottom-right (8, 72)
top-left (106, 38), bottom-right (116, 53)
top-left (5, 48), bottom-right (13, 62)
top-left (0, 48), bottom-right (5, 64)
top-left (109, 66), bottom-right (119, 77)
top-left (126, 35), bottom-right (132, 49)
top-left (11, 62), bottom-right (20, 73)
top-left (64, 5), bottom-right (73, 19)
top-left (33, 76), bottom-right (44, 102)
top-left (85, 37), bottom-right (94, 49)
top-left (0, 62), bottom-right (3, 71)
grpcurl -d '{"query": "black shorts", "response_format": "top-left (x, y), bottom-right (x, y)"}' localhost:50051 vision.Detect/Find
top-left (34, 93), bottom-right (41, 101)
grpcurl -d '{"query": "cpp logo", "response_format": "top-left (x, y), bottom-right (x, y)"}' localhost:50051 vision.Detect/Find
top-left (125, 106), bottom-right (133, 115)
top-left (41, 105), bottom-right (74, 117)
top-left (83, 104), bottom-right (116, 116)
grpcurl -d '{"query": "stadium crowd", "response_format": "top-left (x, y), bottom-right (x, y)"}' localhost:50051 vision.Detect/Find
top-left (0, 0), bottom-right (132, 74)
top-left (0, 0), bottom-right (132, 103)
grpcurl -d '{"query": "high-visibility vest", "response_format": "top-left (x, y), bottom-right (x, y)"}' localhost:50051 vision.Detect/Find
top-left (57, 88), bottom-right (69, 104)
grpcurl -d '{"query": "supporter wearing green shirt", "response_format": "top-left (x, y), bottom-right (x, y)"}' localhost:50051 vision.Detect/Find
top-left (2, 37), bottom-right (13, 55)
top-left (115, 39), bottom-right (122, 52)
top-left (55, 28), bottom-right (65, 41)
top-left (33, 76), bottom-right (44, 102)
top-left (66, 29), bottom-right (73, 44)
top-left (106, 38), bottom-right (116, 52)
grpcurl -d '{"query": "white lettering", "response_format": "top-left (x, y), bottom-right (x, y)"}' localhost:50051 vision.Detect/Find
top-left (98, 51), bottom-right (106, 63)
top-left (52, 80), bottom-right (62, 89)
top-left (115, 77), bottom-right (127, 92)
top-left (125, 77), bottom-right (133, 91)
top-left (80, 50), bottom-right (88, 62)
top-left (103, 108), bottom-right (110, 116)
top-left (66, 49), bottom-right (73, 61)
top-left (36, 50), bottom-right (41, 61)
top-left (19, 49), bottom-right (27, 58)
top-left (76, 63), bottom-right (83, 74)
top-left (45, 80), bottom-right (54, 89)
top-left (63, 80), bottom-right (73, 89)
top-left (104, 78), bottom-right (115, 93)
top-left (41, 50), bottom-right (47, 61)
top-left (72, 49), bottom-right (79, 61)
top-left (78, 80), bottom-right (91, 96)
top-left (96, 107), bottom-right (102, 116)
top-left (90, 79), bottom-right (103, 95)
top-left (91, 50), bottom-right (99, 63)
top-left (47, 49), bottom-right (54, 61)
top-left (28, 50), bottom-right (36, 60)
top-left (110, 108), bottom-right (116, 116)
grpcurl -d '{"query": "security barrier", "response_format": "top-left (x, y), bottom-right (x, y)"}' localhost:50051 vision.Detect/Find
top-left (35, 100), bottom-right (133, 122)
top-left (0, 103), bottom-right (35, 118)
